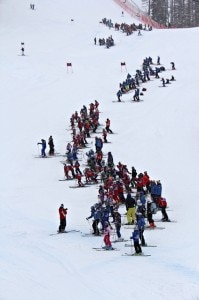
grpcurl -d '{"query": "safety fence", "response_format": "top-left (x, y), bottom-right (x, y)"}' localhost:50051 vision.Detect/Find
top-left (113, 0), bottom-right (166, 29)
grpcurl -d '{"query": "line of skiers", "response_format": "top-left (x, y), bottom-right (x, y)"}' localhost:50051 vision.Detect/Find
top-left (61, 101), bottom-right (115, 186)
top-left (61, 100), bottom-right (170, 253)
top-left (101, 17), bottom-right (145, 36)
top-left (116, 56), bottom-right (176, 102)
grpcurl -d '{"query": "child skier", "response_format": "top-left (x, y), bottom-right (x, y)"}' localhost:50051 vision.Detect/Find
top-left (105, 118), bottom-right (113, 133)
top-left (130, 227), bottom-right (142, 255)
top-left (137, 214), bottom-right (146, 246)
top-left (161, 78), bottom-right (166, 87)
top-left (103, 222), bottom-right (113, 250)
top-left (76, 173), bottom-right (84, 187)
top-left (37, 139), bottom-right (46, 157)
top-left (133, 88), bottom-right (140, 101)
top-left (102, 128), bottom-right (108, 143)
top-left (114, 210), bottom-right (123, 241)
top-left (157, 197), bottom-right (170, 221)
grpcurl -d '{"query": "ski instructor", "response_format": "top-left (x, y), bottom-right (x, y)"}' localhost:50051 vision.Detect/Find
top-left (58, 204), bottom-right (68, 233)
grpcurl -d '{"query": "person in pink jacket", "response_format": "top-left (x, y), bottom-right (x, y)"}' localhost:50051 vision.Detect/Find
top-left (103, 222), bottom-right (113, 250)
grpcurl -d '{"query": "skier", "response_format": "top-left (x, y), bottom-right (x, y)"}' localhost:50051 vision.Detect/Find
top-left (157, 56), bottom-right (160, 65)
top-left (154, 180), bottom-right (162, 203)
top-left (95, 137), bottom-right (103, 152)
top-left (133, 88), bottom-right (140, 101)
top-left (147, 198), bottom-right (156, 228)
top-left (64, 164), bottom-right (72, 180)
top-left (103, 222), bottom-right (113, 250)
top-left (37, 139), bottom-right (46, 157)
top-left (101, 205), bottom-right (110, 231)
top-left (76, 173), bottom-right (84, 187)
top-left (116, 89), bottom-right (122, 102)
top-left (107, 152), bottom-right (114, 168)
top-left (94, 37), bottom-right (97, 45)
top-left (105, 118), bottom-right (113, 133)
top-left (125, 191), bottom-right (136, 225)
top-left (142, 171), bottom-right (150, 192)
top-left (102, 128), bottom-right (108, 143)
top-left (48, 135), bottom-right (54, 155)
top-left (74, 160), bottom-right (82, 175)
top-left (87, 204), bottom-right (101, 235)
top-left (21, 47), bottom-right (25, 56)
top-left (130, 227), bottom-right (142, 254)
top-left (30, 3), bottom-right (35, 9)
top-left (58, 204), bottom-right (67, 233)
top-left (94, 99), bottom-right (99, 109)
top-left (161, 78), bottom-right (166, 87)
top-left (131, 166), bottom-right (137, 187)
top-left (137, 214), bottom-right (146, 246)
top-left (171, 62), bottom-right (175, 70)
top-left (170, 75), bottom-right (175, 81)
top-left (68, 164), bottom-right (76, 178)
top-left (157, 197), bottom-right (170, 221)
top-left (86, 206), bottom-right (96, 235)
top-left (114, 209), bottom-right (123, 241)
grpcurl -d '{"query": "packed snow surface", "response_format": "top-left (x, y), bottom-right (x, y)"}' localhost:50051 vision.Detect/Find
top-left (0, 0), bottom-right (199, 299)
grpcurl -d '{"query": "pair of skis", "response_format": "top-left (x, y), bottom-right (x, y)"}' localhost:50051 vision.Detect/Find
top-left (50, 230), bottom-right (80, 236)
top-left (124, 244), bottom-right (156, 248)
top-left (92, 247), bottom-right (119, 251)
top-left (124, 225), bottom-right (165, 230)
top-left (92, 247), bottom-right (151, 256)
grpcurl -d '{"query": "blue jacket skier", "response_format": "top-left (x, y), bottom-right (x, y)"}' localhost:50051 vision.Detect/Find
top-left (37, 139), bottom-right (46, 157)
top-left (117, 90), bottom-right (123, 102)
top-left (130, 227), bottom-right (142, 254)
top-left (137, 215), bottom-right (146, 246)
top-left (133, 88), bottom-right (140, 101)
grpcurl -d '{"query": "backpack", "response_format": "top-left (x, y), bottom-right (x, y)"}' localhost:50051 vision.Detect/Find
top-left (158, 197), bottom-right (167, 208)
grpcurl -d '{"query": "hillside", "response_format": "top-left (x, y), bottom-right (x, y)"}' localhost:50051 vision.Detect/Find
top-left (0, 0), bottom-right (199, 299)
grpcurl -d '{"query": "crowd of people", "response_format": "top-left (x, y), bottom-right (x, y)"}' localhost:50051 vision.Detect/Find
top-left (36, 54), bottom-right (174, 254)
top-left (95, 36), bottom-right (115, 48)
top-left (101, 17), bottom-right (150, 36)
top-left (62, 98), bottom-right (170, 254)
top-left (116, 55), bottom-right (176, 102)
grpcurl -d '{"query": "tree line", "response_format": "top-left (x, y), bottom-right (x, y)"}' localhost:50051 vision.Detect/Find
top-left (141, 0), bottom-right (199, 28)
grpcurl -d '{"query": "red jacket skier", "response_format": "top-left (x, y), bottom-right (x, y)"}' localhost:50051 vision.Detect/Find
top-left (58, 204), bottom-right (67, 232)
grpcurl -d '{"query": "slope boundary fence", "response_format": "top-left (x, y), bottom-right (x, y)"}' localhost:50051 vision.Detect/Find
top-left (113, 0), bottom-right (166, 29)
